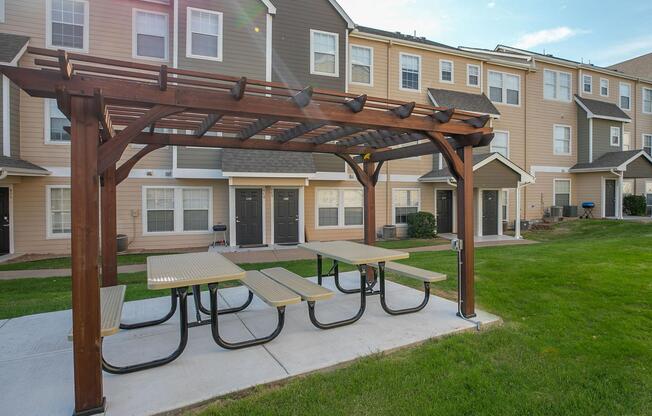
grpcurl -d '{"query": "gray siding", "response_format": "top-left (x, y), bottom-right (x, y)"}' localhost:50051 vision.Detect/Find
top-left (178, 0), bottom-right (267, 80)
top-left (474, 162), bottom-right (520, 188)
top-left (577, 107), bottom-right (589, 163)
top-left (271, 0), bottom-right (347, 91)
top-left (177, 147), bottom-right (222, 170)
top-left (593, 119), bottom-right (622, 161)
top-left (10, 82), bottom-right (19, 158)
top-left (313, 153), bottom-right (344, 172)
top-left (0, 79), bottom-right (3, 156)
top-left (624, 157), bottom-right (652, 179)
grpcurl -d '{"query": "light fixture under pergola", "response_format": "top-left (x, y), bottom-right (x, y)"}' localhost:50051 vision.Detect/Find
top-left (0, 47), bottom-right (494, 415)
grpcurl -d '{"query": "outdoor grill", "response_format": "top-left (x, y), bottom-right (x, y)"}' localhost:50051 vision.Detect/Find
top-left (581, 202), bottom-right (595, 219)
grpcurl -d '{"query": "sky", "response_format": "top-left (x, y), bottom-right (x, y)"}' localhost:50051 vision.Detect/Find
top-left (337, 0), bottom-right (652, 67)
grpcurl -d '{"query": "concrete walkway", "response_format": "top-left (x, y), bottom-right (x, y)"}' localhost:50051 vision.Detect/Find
top-left (0, 238), bottom-right (536, 280)
top-left (0, 272), bottom-right (501, 416)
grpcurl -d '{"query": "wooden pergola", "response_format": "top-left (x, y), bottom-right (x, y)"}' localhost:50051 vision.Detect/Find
top-left (1, 47), bottom-right (493, 415)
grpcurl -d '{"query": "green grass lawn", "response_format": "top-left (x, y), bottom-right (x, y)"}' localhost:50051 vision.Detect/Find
top-left (1, 220), bottom-right (651, 415)
top-left (0, 252), bottom-right (177, 271)
top-left (375, 237), bottom-right (448, 249)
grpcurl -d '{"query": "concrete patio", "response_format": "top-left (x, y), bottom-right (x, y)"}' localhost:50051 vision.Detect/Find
top-left (0, 272), bottom-right (500, 416)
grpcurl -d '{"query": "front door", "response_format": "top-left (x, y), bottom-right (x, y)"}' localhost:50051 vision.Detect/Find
top-left (605, 179), bottom-right (617, 217)
top-left (274, 189), bottom-right (299, 244)
top-left (436, 190), bottom-right (453, 233)
top-left (482, 190), bottom-right (499, 236)
top-left (235, 189), bottom-right (263, 246)
top-left (0, 188), bottom-right (8, 254)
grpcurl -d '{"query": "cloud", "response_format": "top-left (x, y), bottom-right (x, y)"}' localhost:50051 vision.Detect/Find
top-left (515, 27), bottom-right (587, 49)
top-left (487, 2), bottom-right (496, 8)
top-left (591, 35), bottom-right (652, 66)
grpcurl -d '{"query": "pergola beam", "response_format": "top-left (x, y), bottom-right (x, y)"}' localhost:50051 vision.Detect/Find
top-left (194, 113), bottom-right (223, 137)
top-left (273, 121), bottom-right (327, 143)
top-left (312, 126), bottom-right (363, 144)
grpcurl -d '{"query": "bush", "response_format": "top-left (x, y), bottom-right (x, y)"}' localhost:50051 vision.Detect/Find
top-left (623, 195), bottom-right (647, 216)
top-left (406, 211), bottom-right (437, 238)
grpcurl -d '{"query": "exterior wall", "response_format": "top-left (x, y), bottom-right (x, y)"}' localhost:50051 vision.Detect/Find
top-left (177, 148), bottom-right (222, 170)
top-left (10, 81), bottom-right (20, 157)
top-left (609, 53), bottom-right (652, 80)
top-left (592, 118), bottom-right (623, 160)
top-left (271, 0), bottom-right (347, 90)
top-left (574, 172), bottom-right (618, 218)
top-left (314, 154), bottom-right (344, 172)
top-left (577, 107), bottom-right (590, 163)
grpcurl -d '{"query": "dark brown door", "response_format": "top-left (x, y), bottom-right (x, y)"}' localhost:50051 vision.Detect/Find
top-left (436, 190), bottom-right (453, 233)
top-left (605, 179), bottom-right (616, 217)
top-left (235, 189), bottom-right (263, 246)
top-left (0, 188), bottom-right (9, 254)
top-left (274, 189), bottom-right (299, 244)
top-left (482, 190), bottom-right (499, 236)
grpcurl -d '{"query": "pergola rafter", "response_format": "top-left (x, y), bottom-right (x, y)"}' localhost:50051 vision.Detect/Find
top-left (0, 46), bottom-right (494, 416)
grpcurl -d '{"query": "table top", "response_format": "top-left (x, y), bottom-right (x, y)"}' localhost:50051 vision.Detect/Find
top-left (147, 252), bottom-right (245, 290)
top-left (299, 241), bottom-right (409, 265)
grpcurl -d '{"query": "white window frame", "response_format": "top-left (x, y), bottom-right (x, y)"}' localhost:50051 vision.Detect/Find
top-left (315, 187), bottom-right (364, 229)
top-left (543, 69), bottom-right (572, 102)
top-left (349, 44), bottom-right (373, 86)
top-left (439, 59), bottom-right (454, 84)
top-left (582, 74), bottom-right (592, 94)
top-left (142, 186), bottom-right (213, 235)
top-left (610, 126), bottom-right (621, 147)
top-left (392, 188), bottom-right (421, 226)
top-left (643, 134), bottom-right (652, 155)
top-left (132, 8), bottom-right (169, 62)
top-left (467, 64), bottom-right (480, 87)
top-left (642, 87), bottom-right (652, 114)
top-left (600, 78), bottom-right (609, 97)
top-left (553, 179), bottom-right (571, 207)
top-left (45, 0), bottom-right (90, 53)
top-left (487, 70), bottom-right (520, 106)
top-left (46, 185), bottom-right (71, 239)
top-left (553, 124), bottom-right (572, 156)
top-left (185, 7), bottom-right (223, 62)
top-left (399, 52), bottom-right (421, 92)
top-left (309, 29), bottom-right (339, 77)
top-left (619, 82), bottom-right (631, 111)
top-left (490, 130), bottom-right (509, 158)
top-left (44, 99), bottom-right (70, 145)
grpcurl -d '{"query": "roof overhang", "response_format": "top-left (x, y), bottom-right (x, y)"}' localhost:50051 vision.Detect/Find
top-left (0, 166), bottom-right (50, 177)
top-left (427, 90), bottom-right (501, 119)
top-left (328, 0), bottom-right (355, 29)
top-left (570, 150), bottom-right (652, 173)
top-left (0, 39), bottom-right (29, 67)
top-left (259, 0), bottom-right (276, 15)
top-left (222, 171), bottom-right (315, 179)
top-left (420, 153), bottom-right (535, 185)
top-left (574, 96), bottom-right (631, 123)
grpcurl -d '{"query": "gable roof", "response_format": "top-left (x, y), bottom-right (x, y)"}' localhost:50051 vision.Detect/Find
top-left (608, 52), bottom-right (652, 79)
top-left (221, 149), bottom-right (315, 176)
top-left (428, 88), bottom-right (500, 117)
top-left (327, 0), bottom-right (355, 29)
top-left (0, 33), bottom-right (30, 65)
top-left (570, 150), bottom-right (652, 172)
top-left (0, 155), bottom-right (49, 176)
top-left (420, 152), bottom-right (534, 184)
top-left (574, 95), bottom-right (631, 122)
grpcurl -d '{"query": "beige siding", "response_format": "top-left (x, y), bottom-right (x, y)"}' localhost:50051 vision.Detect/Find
top-left (574, 172), bottom-right (618, 218)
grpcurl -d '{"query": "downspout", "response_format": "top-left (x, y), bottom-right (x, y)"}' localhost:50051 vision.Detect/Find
top-left (385, 40), bottom-right (392, 226)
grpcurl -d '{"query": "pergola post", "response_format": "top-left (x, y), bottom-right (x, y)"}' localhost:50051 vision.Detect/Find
top-left (70, 96), bottom-right (105, 414)
top-left (363, 161), bottom-right (377, 284)
top-left (456, 145), bottom-right (476, 318)
top-left (101, 164), bottom-right (118, 287)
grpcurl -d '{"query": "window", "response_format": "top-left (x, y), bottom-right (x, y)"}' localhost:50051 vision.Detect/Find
top-left (45, 99), bottom-right (71, 143)
top-left (610, 126), bottom-right (621, 147)
top-left (439, 60), bottom-right (453, 83)
top-left (600, 78), bottom-right (609, 96)
top-left (316, 189), bottom-right (363, 227)
top-left (488, 71), bottom-right (519, 105)
top-left (490, 131), bottom-right (509, 157)
top-left (144, 187), bottom-right (211, 234)
top-left (643, 88), bottom-right (652, 114)
top-left (554, 125), bottom-right (571, 155)
top-left (582, 74), bottom-right (592, 94)
top-left (622, 180), bottom-right (634, 196)
top-left (310, 30), bottom-right (338, 76)
top-left (643, 134), bottom-right (652, 156)
top-left (47, 0), bottom-right (89, 51)
top-left (350, 45), bottom-right (372, 85)
top-left (47, 186), bottom-right (71, 238)
top-left (619, 82), bottom-right (631, 110)
top-left (400, 53), bottom-right (420, 91)
top-left (186, 8), bottom-right (222, 61)
top-left (543, 69), bottom-right (571, 101)
top-left (467, 64), bottom-right (480, 87)
top-left (393, 189), bottom-right (420, 225)
top-left (133, 10), bottom-right (168, 60)
top-left (554, 180), bottom-right (571, 206)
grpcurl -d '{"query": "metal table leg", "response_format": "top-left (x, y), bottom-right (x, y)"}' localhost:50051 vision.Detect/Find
top-left (378, 262), bottom-right (431, 315)
top-left (308, 268), bottom-right (366, 329)
top-left (119, 288), bottom-right (177, 330)
top-left (190, 284), bottom-right (255, 327)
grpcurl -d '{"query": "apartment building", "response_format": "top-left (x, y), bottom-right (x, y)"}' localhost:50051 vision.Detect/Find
top-left (0, 0), bottom-right (650, 257)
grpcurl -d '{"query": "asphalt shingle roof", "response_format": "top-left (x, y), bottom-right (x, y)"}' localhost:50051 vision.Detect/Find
top-left (221, 149), bottom-right (315, 174)
top-left (420, 153), bottom-right (494, 180)
top-left (0, 33), bottom-right (29, 64)
top-left (0, 155), bottom-right (49, 173)
top-left (356, 26), bottom-right (457, 50)
top-left (570, 150), bottom-right (643, 170)
top-left (574, 95), bottom-right (631, 121)
top-left (428, 89), bottom-right (500, 116)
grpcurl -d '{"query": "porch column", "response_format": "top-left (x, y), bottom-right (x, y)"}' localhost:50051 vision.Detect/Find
top-left (617, 174), bottom-right (624, 219)
top-left (101, 164), bottom-right (118, 287)
top-left (363, 161), bottom-right (376, 284)
top-left (515, 182), bottom-right (522, 239)
top-left (70, 96), bottom-right (104, 414)
top-left (456, 145), bottom-right (476, 318)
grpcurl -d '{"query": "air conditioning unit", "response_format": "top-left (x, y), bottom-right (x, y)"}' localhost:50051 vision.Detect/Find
top-left (563, 205), bottom-right (578, 217)
top-left (550, 206), bottom-right (563, 218)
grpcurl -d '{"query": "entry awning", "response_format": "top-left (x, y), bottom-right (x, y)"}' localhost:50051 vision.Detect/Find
top-left (428, 88), bottom-right (500, 117)
top-left (570, 150), bottom-right (652, 178)
top-left (0, 33), bottom-right (29, 65)
top-left (574, 95), bottom-right (631, 122)
top-left (0, 155), bottom-right (50, 177)
top-left (419, 152), bottom-right (534, 187)
top-left (221, 149), bottom-right (316, 178)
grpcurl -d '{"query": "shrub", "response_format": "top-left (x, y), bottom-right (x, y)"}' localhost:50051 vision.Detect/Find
top-left (623, 195), bottom-right (647, 216)
top-left (407, 211), bottom-right (437, 238)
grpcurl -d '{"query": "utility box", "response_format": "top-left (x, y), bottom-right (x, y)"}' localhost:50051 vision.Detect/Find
top-left (563, 205), bottom-right (578, 217)
top-left (382, 225), bottom-right (396, 239)
top-left (550, 206), bottom-right (563, 218)
top-left (116, 234), bottom-right (128, 253)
